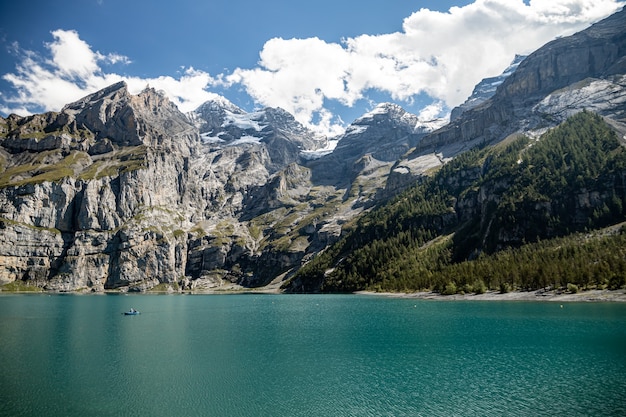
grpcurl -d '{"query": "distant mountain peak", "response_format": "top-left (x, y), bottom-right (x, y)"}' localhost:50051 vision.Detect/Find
top-left (62, 80), bottom-right (130, 115)
top-left (450, 54), bottom-right (526, 121)
top-left (349, 102), bottom-right (446, 136)
top-left (355, 102), bottom-right (407, 123)
top-left (195, 96), bottom-right (244, 115)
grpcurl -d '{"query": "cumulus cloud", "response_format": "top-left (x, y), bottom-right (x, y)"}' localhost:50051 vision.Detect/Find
top-left (418, 101), bottom-right (446, 122)
top-left (0, 29), bottom-right (222, 116)
top-left (229, 0), bottom-right (624, 134)
top-left (1, 0), bottom-right (624, 137)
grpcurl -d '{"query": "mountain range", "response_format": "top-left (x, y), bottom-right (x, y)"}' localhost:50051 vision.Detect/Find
top-left (1, 8), bottom-right (625, 293)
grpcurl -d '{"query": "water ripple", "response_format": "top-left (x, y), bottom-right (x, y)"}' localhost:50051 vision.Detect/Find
top-left (1, 295), bottom-right (625, 416)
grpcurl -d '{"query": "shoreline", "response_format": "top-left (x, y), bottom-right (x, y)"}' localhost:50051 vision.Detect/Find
top-left (2, 286), bottom-right (626, 302)
top-left (355, 288), bottom-right (626, 302)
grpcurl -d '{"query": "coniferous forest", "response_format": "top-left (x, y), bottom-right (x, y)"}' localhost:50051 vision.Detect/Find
top-left (286, 111), bottom-right (626, 293)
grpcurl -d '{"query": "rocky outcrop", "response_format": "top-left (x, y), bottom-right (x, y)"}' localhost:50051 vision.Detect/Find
top-left (414, 8), bottom-right (626, 154)
top-left (190, 99), bottom-right (326, 173)
top-left (1, 9), bottom-right (625, 292)
top-left (384, 8), bottom-right (626, 196)
top-left (450, 55), bottom-right (526, 121)
top-left (307, 103), bottom-right (445, 185)
top-left (0, 83), bottom-right (199, 291)
top-left (532, 75), bottom-right (626, 127)
top-left (498, 9), bottom-right (626, 103)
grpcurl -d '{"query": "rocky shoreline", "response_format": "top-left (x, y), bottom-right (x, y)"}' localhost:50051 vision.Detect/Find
top-left (356, 288), bottom-right (626, 302)
top-left (4, 285), bottom-right (626, 303)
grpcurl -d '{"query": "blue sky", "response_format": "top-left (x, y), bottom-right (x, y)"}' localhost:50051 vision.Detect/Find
top-left (0, 0), bottom-right (624, 136)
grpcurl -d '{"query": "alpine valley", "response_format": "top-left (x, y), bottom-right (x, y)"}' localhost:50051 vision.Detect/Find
top-left (1, 9), bottom-right (626, 294)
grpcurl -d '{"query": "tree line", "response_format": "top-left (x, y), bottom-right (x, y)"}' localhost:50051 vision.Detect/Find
top-left (285, 111), bottom-right (626, 293)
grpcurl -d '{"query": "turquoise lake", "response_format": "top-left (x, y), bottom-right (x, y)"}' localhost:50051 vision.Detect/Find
top-left (0, 294), bottom-right (625, 416)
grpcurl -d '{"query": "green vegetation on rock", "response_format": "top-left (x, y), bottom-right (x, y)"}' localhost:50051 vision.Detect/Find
top-left (287, 111), bottom-right (626, 293)
top-left (148, 282), bottom-right (180, 292)
top-left (1, 281), bottom-right (43, 292)
top-left (78, 146), bottom-right (147, 180)
top-left (0, 216), bottom-right (62, 235)
top-left (0, 144), bottom-right (148, 188)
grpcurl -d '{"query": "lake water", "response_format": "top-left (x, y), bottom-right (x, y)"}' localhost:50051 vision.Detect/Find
top-left (0, 294), bottom-right (625, 416)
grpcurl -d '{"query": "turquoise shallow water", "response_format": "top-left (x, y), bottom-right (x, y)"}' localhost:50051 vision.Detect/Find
top-left (0, 294), bottom-right (625, 416)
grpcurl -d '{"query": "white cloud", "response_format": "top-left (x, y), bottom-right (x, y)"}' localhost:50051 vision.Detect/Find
top-left (123, 68), bottom-right (224, 113)
top-left (1, 0), bottom-right (624, 137)
top-left (418, 101), bottom-right (446, 122)
top-left (46, 29), bottom-right (101, 81)
top-left (228, 0), bottom-right (624, 134)
top-left (0, 29), bottom-right (222, 116)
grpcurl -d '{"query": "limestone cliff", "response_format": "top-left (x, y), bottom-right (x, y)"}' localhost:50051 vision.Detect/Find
top-left (414, 8), bottom-right (626, 154)
top-left (1, 8), bottom-right (625, 292)
top-left (0, 83), bottom-right (198, 291)
top-left (391, 8), bottom-right (626, 191)
top-left (0, 82), bottom-right (434, 291)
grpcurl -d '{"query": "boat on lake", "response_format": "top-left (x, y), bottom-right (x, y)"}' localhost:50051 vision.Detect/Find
top-left (123, 308), bottom-right (140, 315)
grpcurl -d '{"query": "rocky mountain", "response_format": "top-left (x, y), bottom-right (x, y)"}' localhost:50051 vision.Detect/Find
top-left (282, 8), bottom-right (626, 293)
top-left (286, 110), bottom-right (626, 293)
top-left (0, 80), bottom-right (443, 291)
top-left (0, 82), bottom-right (199, 291)
top-left (391, 7), bottom-right (626, 187)
top-left (189, 99), bottom-right (326, 173)
top-left (450, 54), bottom-right (526, 121)
top-left (1, 8), bottom-right (625, 293)
top-left (307, 103), bottom-right (446, 185)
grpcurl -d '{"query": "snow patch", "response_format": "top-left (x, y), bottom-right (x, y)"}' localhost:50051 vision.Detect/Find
top-left (344, 125), bottom-right (368, 136)
top-left (299, 139), bottom-right (339, 160)
top-left (223, 111), bottom-right (265, 131)
top-left (226, 135), bottom-right (263, 146)
top-left (415, 118), bottom-right (448, 133)
top-left (392, 166), bottom-right (410, 174)
top-left (201, 133), bottom-right (225, 144)
top-left (355, 103), bottom-right (401, 123)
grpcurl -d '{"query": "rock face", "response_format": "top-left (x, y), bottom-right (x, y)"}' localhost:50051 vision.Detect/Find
top-left (189, 99), bottom-right (326, 173)
top-left (414, 8), bottom-right (626, 155)
top-left (0, 90), bottom-right (219, 291)
top-left (0, 8), bottom-right (625, 292)
top-left (392, 7), bottom-right (626, 189)
top-left (0, 81), bottom-right (443, 291)
top-left (450, 54), bottom-right (526, 121)
top-left (0, 84), bottom-right (200, 291)
top-left (307, 103), bottom-right (445, 185)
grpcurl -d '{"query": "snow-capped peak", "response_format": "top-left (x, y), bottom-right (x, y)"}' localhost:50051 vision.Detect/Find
top-left (356, 103), bottom-right (405, 122)
top-left (450, 55), bottom-right (526, 121)
top-left (195, 95), bottom-right (244, 115)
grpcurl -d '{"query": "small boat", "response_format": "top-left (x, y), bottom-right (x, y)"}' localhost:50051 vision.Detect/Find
top-left (123, 308), bottom-right (140, 315)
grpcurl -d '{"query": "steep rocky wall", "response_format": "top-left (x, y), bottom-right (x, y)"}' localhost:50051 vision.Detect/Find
top-left (0, 148), bottom-right (194, 291)
top-left (0, 83), bottom-right (202, 291)
top-left (415, 8), bottom-right (626, 153)
top-left (1, 10), bottom-right (625, 292)
top-left (0, 82), bottom-right (328, 292)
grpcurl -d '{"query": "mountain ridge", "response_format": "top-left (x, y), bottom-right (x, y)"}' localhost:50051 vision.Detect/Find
top-left (411, 7), bottom-right (626, 156)
top-left (450, 54), bottom-right (526, 122)
top-left (286, 110), bottom-right (626, 293)
top-left (1, 8), bottom-right (625, 292)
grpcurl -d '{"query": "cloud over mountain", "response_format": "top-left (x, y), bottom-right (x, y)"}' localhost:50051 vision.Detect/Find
top-left (1, 0), bottom-right (623, 136)
top-left (228, 0), bottom-right (624, 133)
top-left (0, 30), bottom-right (223, 116)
